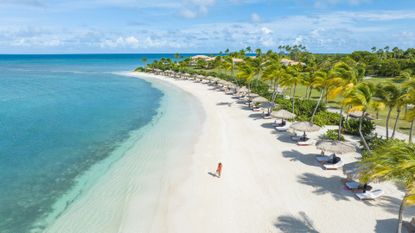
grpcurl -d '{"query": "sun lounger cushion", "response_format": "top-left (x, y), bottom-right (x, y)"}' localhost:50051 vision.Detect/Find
top-left (345, 181), bottom-right (360, 190)
top-left (323, 160), bottom-right (344, 170)
top-left (355, 189), bottom-right (384, 200)
top-left (316, 154), bottom-right (334, 163)
top-left (276, 125), bottom-right (290, 131)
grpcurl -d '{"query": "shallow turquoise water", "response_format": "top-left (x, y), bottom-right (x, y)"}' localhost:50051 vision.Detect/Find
top-left (0, 54), bottom-right (177, 233)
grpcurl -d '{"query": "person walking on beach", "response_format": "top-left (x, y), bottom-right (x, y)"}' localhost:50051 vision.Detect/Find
top-left (216, 162), bottom-right (223, 178)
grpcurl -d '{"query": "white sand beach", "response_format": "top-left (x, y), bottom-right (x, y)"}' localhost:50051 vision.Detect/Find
top-left (46, 71), bottom-right (414, 233)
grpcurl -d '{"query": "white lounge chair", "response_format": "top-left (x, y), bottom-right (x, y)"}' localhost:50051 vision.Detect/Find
top-left (276, 124), bottom-right (290, 132)
top-left (355, 189), bottom-right (384, 200)
top-left (297, 139), bottom-right (316, 146)
top-left (323, 160), bottom-right (344, 170)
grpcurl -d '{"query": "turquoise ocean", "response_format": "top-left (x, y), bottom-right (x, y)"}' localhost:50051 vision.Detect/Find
top-left (0, 54), bottom-right (197, 233)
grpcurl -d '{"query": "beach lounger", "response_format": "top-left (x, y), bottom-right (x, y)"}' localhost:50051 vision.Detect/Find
top-left (345, 181), bottom-right (360, 190)
top-left (276, 125), bottom-right (290, 132)
top-left (323, 160), bottom-right (344, 170)
top-left (315, 154), bottom-right (335, 163)
top-left (297, 139), bottom-right (316, 146)
top-left (355, 189), bottom-right (384, 200)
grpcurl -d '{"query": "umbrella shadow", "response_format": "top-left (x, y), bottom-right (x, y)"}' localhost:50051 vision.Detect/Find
top-left (282, 150), bottom-right (321, 168)
top-left (375, 218), bottom-right (398, 233)
top-left (274, 211), bottom-right (319, 233)
top-left (277, 134), bottom-right (297, 143)
top-left (248, 113), bottom-right (264, 119)
top-left (261, 122), bottom-right (276, 129)
top-left (216, 102), bottom-right (233, 107)
top-left (297, 172), bottom-right (353, 201)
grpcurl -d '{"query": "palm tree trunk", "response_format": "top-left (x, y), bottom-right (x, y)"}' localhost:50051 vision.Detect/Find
top-left (359, 111), bottom-right (371, 153)
top-left (292, 84), bottom-right (297, 114)
top-left (304, 87), bottom-right (309, 98)
top-left (397, 194), bottom-right (408, 233)
top-left (391, 108), bottom-right (401, 139)
top-left (386, 107), bottom-right (392, 139)
top-left (338, 107), bottom-right (344, 141)
top-left (311, 90), bottom-right (324, 123)
top-left (409, 120), bottom-right (414, 144)
top-left (308, 88), bottom-right (313, 100)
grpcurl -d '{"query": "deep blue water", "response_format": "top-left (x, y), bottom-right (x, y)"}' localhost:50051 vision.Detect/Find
top-left (0, 54), bottom-right (185, 233)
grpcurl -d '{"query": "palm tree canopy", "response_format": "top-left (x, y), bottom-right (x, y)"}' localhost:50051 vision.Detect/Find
top-left (359, 140), bottom-right (415, 205)
top-left (343, 82), bottom-right (375, 113)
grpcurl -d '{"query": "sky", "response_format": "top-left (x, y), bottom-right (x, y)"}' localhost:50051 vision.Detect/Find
top-left (0, 0), bottom-right (414, 54)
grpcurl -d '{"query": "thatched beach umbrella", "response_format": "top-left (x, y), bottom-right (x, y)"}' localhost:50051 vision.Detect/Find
top-left (316, 140), bottom-right (356, 155)
top-left (271, 109), bottom-right (296, 120)
top-left (271, 109), bottom-right (296, 125)
top-left (290, 121), bottom-right (320, 138)
top-left (252, 96), bottom-right (268, 103)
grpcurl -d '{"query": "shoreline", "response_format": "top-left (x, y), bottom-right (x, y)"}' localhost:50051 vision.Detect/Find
top-left (44, 71), bottom-right (413, 233)
top-left (42, 71), bottom-right (205, 233)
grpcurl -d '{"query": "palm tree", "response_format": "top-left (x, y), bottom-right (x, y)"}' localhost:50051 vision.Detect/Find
top-left (375, 83), bottom-right (402, 139)
top-left (310, 70), bottom-right (331, 123)
top-left (262, 57), bottom-right (284, 102)
top-left (407, 108), bottom-right (415, 143)
top-left (359, 140), bottom-right (415, 233)
top-left (280, 65), bottom-right (303, 113)
top-left (343, 82), bottom-right (375, 152)
top-left (370, 101), bottom-right (385, 120)
top-left (391, 90), bottom-right (406, 139)
top-left (327, 62), bottom-right (360, 140)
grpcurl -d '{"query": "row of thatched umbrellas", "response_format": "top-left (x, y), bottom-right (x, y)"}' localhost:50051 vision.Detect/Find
top-left (270, 109), bottom-right (356, 155)
top-left (149, 69), bottom-right (356, 155)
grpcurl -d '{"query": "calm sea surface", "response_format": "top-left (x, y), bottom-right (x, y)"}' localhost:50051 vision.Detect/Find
top-left (0, 54), bottom-right (191, 233)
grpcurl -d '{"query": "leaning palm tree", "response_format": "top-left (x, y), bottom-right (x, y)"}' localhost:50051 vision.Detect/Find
top-left (280, 65), bottom-right (303, 113)
top-left (375, 82), bottom-right (401, 139)
top-left (262, 57), bottom-right (283, 102)
top-left (343, 82), bottom-right (375, 152)
top-left (310, 70), bottom-right (331, 123)
top-left (359, 140), bottom-right (415, 233)
top-left (327, 62), bottom-right (359, 140)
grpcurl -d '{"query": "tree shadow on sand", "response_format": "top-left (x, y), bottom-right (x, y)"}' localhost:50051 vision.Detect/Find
top-left (274, 211), bottom-right (319, 233)
top-left (282, 150), bottom-right (321, 168)
top-left (374, 195), bottom-right (415, 217)
top-left (375, 218), bottom-right (399, 233)
top-left (297, 172), bottom-right (354, 201)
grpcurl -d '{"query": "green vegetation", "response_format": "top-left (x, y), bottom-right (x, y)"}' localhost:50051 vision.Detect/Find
top-left (360, 140), bottom-right (415, 233)
top-left (142, 45), bottom-right (415, 144)
top-left (323, 129), bottom-right (345, 141)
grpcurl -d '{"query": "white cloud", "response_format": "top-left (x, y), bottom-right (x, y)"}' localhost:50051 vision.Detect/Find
top-left (180, 0), bottom-right (216, 18)
top-left (251, 12), bottom-right (261, 23)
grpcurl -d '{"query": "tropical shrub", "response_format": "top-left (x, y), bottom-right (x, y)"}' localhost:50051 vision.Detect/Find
top-left (275, 98), bottom-right (326, 118)
top-left (343, 118), bottom-right (376, 137)
top-left (323, 129), bottom-right (345, 141)
top-left (313, 111), bottom-right (341, 127)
